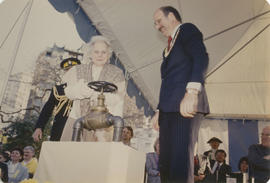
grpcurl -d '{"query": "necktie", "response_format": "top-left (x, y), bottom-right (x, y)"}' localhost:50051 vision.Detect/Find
top-left (167, 36), bottom-right (172, 50)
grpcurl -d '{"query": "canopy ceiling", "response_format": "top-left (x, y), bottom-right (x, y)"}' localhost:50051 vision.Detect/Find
top-left (206, 4), bottom-right (270, 119)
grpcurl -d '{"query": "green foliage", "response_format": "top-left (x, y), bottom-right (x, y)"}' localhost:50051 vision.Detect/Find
top-left (2, 115), bottom-right (52, 158)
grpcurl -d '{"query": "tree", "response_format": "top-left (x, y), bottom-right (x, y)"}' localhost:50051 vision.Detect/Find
top-left (2, 115), bottom-right (51, 157)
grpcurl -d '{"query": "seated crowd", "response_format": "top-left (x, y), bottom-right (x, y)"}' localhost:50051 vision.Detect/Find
top-left (192, 126), bottom-right (270, 183)
top-left (0, 125), bottom-right (135, 183)
top-left (1, 126), bottom-right (269, 183)
top-left (0, 145), bottom-right (38, 183)
top-left (145, 125), bottom-right (270, 183)
top-left (0, 125), bottom-right (269, 183)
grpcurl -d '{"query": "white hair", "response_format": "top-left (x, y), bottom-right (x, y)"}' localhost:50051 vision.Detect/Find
top-left (88, 35), bottom-right (113, 57)
top-left (23, 146), bottom-right (35, 154)
top-left (81, 36), bottom-right (113, 64)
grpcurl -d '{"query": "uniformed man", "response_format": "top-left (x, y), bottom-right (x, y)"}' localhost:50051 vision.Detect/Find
top-left (203, 137), bottom-right (223, 161)
top-left (32, 57), bottom-right (81, 141)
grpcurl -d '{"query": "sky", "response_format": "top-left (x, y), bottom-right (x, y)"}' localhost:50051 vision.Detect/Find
top-left (0, 0), bottom-right (84, 101)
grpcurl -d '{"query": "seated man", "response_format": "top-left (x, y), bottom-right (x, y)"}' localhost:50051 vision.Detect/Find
top-left (203, 149), bottom-right (232, 183)
top-left (22, 146), bottom-right (38, 178)
top-left (121, 126), bottom-right (133, 146)
top-left (248, 126), bottom-right (270, 183)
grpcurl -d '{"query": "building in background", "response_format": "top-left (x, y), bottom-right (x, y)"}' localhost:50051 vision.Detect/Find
top-left (0, 72), bottom-right (33, 125)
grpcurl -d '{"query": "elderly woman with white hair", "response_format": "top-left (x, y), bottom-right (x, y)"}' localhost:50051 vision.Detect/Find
top-left (60, 35), bottom-right (126, 141)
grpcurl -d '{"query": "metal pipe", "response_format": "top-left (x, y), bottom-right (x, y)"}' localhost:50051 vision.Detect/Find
top-left (72, 117), bottom-right (84, 141)
top-left (71, 114), bottom-right (124, 142)
top-left (107, 115), bottom-right (124, 142)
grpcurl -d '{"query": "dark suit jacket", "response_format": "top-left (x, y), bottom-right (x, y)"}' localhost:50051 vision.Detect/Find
top-left (248, 144), bottom-right (270, 182)
top-left (35, 83), bottom-right (72, 141)
top-left (158, 23), bottom-right (209, 114)
top-left (203, 160), bottom-right (232, 183)
top-left (0, 162), bottom-right (8, 182)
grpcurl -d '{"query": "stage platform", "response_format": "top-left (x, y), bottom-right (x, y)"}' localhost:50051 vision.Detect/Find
top-left (34, 142), bottom-right (146, 183)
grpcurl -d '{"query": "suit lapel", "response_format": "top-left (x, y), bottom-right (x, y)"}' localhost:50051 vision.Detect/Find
top-left (161, 26), bottom-right (182, 79)
top-left (164, 27), bottom-right (181, 58)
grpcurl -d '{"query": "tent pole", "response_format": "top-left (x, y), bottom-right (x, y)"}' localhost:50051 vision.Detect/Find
top-left (0, 0), bottom-right (33, 107)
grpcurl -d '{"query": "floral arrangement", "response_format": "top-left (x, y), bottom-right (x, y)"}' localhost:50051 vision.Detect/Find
top-left (20, 179), bottom-right (52, 183)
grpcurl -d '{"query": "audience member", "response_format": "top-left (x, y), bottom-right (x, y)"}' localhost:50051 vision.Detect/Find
top-left (0, 130), bottom-right (7, 148)
top-left (231, 156), bottom-right (249, 183)
top-left (32, 57), bottom-right (81, 142)
top-left (146, 138), bottom-right (161, 183)
top-left (60, 35), bottom-right (126, 141)
top-left (248, 126), bottom-right (270, 183)
top-left (203, 137), bottom-right (222, 161)
top-left (203, 149), bottom-right (232, 183)
top-left (22, 146), bottom-right (38, 178)
top-left (0, 151), bottom-right (10, 164)
top-left (7, 148), bottom-right (28, 183)
top-left (121, 126), bottom-right (133, 146)
top-left (0, 157), bottom-right (8, 183)
top-left (238, 157), bottom-right (249, 173)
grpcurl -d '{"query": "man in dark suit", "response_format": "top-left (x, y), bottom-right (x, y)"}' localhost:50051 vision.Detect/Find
top-left (203, 149), bottom-right (232, 183)
top-left (32, 57), bottom-right (81, 141)
top-left (248, 126), bottom-right (270, 183)
top-left (153, 6), bottom-right (209, 183)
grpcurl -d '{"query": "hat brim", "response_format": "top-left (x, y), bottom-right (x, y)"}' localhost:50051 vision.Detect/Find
top-left (207, 138), bottom-right (223, 143)
top-left (60, 57), bottom-right (81, 68)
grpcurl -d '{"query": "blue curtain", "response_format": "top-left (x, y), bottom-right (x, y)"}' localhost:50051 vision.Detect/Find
top-left (228, 119), bottom-right (259, 171)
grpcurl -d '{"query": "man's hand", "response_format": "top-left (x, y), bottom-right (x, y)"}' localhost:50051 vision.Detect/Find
top-left (32, 128), bottom-right (43, 142)
top-left (264, 155), bottom-right (270, 160)
top-left (180, 89), bottom-right (199, 118)
top-left (198, 174), bottom-right (205, 180)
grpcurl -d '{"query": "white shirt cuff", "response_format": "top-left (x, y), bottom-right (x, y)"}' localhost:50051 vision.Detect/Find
top-left (186, 82), bottom-right (202, 92)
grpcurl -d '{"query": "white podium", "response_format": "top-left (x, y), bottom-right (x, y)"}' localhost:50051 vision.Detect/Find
top-left (34, 142), bottom-right (146, 183)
